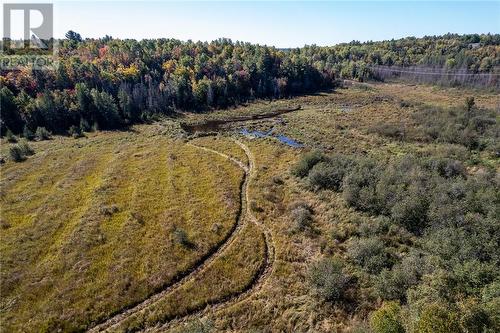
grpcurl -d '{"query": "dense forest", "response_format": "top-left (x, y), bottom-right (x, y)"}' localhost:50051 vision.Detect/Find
top-left (1, 33), bottom-right (499, 136)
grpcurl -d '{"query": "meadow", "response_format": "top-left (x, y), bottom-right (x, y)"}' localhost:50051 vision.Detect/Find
top-left (1, 81), bottom-right (498, 332)
top-left (0, 126), bottom-right (244, 331)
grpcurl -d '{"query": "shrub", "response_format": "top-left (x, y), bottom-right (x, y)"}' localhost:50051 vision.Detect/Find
top-left (451, 260), bottom-right (497, 298)
top-left (420, 222), bottom-right (497, 268)
top-left (23, 125), bottom-right (35, 140)
top-left (18, 141), bottom-right (35, 156)
top-left (79, 118), bottom-right (91, 132)
top-left (427, 181), bottom-right (468, 230)
top-left (173, 228), bottom-right (193, 248)
top-left (36, 127), bottom-right (51, 140)
top-left (68, 125), bottom-right (83, 138)
top-left (289, 202), bottom-right (313, 231)
top-left (347, 237), bottom-right (389, 274)
top-left (390, 191), bottom-right (428, 234)
top-left (358, 216), bottom-right (388, 237)
top-left (308, 155), bottom-right (353, 191)
top-left (250, 200), bottom-right (263, 212)
top-left (129, 212), bottom-right (145, 225)
top-left (370, 301), bottom-right (405, 333)
top-left (342, 159), bottom-right (382, 213)
top-left (412, 100), bottom-right (497, 151)
top-left (425, 157), bottom-right (465, 179)
top-left (399, 100), bottom-right (412, 108)
top-left (373, 157), bottom-right (417, 213)
top-left (481, 281), bottom-right (500, 332)
top-left (370, 123), bottom-right (405, 140)
top-left (9, 145), bottom-right (25, 162)
top-left (0, 220), bottom-right (11, 229)
top-left (309, 257), bottom-right (352, 303)
top-left (271, 175), bottom-right (284, 185)
top-left (458, 298), bottom-right (491, 333)
top-left (5, 129), bottom-right (17, 143)
top-left (211, 223), bottom-right (222, 234)
top-left (99, 204), bottom-right (119, 216)
top-left (465, 97), bottom-right (475, 113)
top-left (415, 303), bottom-right (462, 333)
top-left (291, 150), bottom-right (325, 178)
top-left (375, 251), bottom-right (426, 302)
top-left (376, 269), bottom-right (410, 302)
top-left (182, 319), bottom-right (214, 333)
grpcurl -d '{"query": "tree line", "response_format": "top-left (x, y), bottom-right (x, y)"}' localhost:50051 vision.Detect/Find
top-left (1, 33), bottom-right (498, 135)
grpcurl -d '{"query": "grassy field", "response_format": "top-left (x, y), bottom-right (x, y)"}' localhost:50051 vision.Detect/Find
top-left (190, 136), bottom-right (249, 168)
top-left (114, 221), bottom-right (266, 332)
top-left (194, 82), bottom-right (499, 332)
top-left (0, 127), bottom-right (244, 332)
top-left (1, 82), bottom-right (498, 333)
top-left (168, 82), bottom-right (498, 332)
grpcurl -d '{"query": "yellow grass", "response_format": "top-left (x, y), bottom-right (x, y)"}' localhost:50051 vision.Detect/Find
top-left (0, 82), bottom-right (497, 333)
top-left (0, 128), bottom-right (244, 332)
top-left (191, 135), bottom-right (249, 167)
top-left (113, 221), bottom-right (266, 332)
top-left (162, 83), bottom-right (498, 332)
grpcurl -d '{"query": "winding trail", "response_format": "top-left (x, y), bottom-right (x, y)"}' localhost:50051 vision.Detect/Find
top-left (88, 137), bottom-right (275, 333)
top-left (147, 139), bottom-right (276, 332)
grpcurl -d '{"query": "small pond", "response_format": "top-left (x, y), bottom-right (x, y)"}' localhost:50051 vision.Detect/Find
top-left (240, 128), bottom-right (304, 148)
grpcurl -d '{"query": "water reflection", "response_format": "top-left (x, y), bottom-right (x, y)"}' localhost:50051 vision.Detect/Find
top-left (240, 128), bottom-right (304, 148)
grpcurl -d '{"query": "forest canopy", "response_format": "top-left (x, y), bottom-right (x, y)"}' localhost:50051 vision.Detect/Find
top-left (1, 33), bottom-right (499, 135)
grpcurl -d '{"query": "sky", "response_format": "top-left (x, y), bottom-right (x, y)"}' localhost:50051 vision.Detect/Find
top-left (5, 1), bottom-right (500, 48)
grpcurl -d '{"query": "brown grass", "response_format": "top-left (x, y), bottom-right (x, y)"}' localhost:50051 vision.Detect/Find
top-left (191, 135), bottom-right (249, 167)
top-left (163, 82), bottom-right (498, 332)
top-left (1, 82), bottom-right (497, 333)
top-left (0, 128), bottom-right (243, 332)
top-left (113, 221), bottom-right (266, 332)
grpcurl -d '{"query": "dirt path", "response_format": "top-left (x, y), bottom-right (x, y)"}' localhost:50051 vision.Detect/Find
top-left (146, 139), bottom-right (276, 332)
top-left (88, 138), bottom-right (275, 333)
top-left (188, 143), bottom-right (249, 173)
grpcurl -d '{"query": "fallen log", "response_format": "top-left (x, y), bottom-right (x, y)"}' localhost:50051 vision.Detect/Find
top-left (181, 105), bottom-right (302, 133)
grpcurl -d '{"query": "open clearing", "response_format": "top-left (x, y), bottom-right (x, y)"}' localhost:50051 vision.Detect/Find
top-left (0, 129), bottom-right (244, 332)
top-left (1, 82), bottom-right (498, 332)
